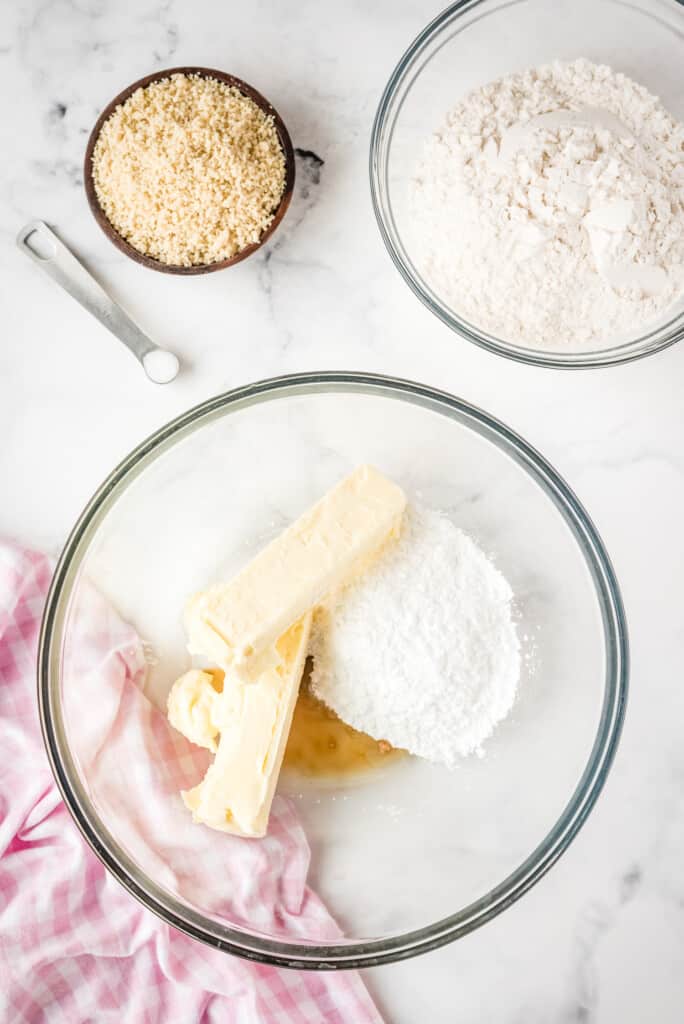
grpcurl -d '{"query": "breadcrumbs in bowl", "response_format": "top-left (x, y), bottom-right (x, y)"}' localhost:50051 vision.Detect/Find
top-left (85, 68), bottom-right (295, 274)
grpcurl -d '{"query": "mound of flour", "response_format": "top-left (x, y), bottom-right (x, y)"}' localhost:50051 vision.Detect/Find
top-left (310, 505), bottom-right (520, 766)
top-left (410, 58), bottom-right (684, 349)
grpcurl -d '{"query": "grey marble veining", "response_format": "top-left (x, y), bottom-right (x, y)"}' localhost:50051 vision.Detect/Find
top-left (2, 1), bottom-right (684, 1021)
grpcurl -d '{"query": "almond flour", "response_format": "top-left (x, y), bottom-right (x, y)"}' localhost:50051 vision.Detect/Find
top-left (91, 73), bottom-right (286, 266)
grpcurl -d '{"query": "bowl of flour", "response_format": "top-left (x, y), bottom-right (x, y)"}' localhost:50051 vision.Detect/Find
top-left (371, 0), bottom-right (684, 366)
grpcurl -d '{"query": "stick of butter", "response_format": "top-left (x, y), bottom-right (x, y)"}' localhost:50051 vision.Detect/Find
top-left (184, 465), bottom-right (406, 679)
top-left (180, 612), bottom-right (312, 837)
top-left (169, 465), bottom-right (406, 837)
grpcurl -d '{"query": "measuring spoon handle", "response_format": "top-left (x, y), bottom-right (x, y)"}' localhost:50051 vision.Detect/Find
top-left (17, 220), bottom-right (180, 384)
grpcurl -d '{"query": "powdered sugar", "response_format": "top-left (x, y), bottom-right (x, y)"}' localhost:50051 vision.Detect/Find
top-left (410, 59), bottom-right (684, 349)
top-left (310, 505), bottom-right (520, 767)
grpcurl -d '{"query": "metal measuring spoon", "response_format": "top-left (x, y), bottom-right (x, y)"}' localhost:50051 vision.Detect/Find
top-left (17, 220), bottom-right (180, 384)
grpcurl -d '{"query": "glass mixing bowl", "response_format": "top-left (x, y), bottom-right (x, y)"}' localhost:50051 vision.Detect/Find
top-left (39, 374), bottom-right (627, 967)
top-left (370, 0), bottom-right (684, 367)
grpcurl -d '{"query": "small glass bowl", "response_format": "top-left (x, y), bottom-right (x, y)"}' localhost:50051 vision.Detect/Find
top-left (84, 67), bottom-right (295, 275)
top-left (39, 374), bottom-right (627, 968)
top-left (370, 0), bottom-right (684, 367)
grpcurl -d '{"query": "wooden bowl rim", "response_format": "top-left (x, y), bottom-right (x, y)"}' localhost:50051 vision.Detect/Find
top-left (83, 66), bottom-right (296, 275)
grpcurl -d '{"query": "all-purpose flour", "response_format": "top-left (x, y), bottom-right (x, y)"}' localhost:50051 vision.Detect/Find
top-left (310, 505), bottom-right (520, 767)
top-left (410, 59), bottom-right (684, 349)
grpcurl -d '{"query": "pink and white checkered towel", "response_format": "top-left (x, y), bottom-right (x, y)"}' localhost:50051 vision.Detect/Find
top-left (0, 541), bottom-right (382, 1024)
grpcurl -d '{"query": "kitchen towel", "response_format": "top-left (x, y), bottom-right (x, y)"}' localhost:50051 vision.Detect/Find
top-left (0, 540), bottom-right (382, 1024)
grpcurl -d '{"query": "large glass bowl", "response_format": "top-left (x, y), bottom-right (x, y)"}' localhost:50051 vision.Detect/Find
top-left (39, 374), bottom-right (627, 967)
top-left (370, 0), bottom-right (684, 368)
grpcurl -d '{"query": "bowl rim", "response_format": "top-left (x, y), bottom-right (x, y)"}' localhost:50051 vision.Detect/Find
top-left (38, 371), bottom-right (629, 969)
top-left (369, 0), bottom-right (684, 369)
top-left (84, 66), bottom-right (296, 275)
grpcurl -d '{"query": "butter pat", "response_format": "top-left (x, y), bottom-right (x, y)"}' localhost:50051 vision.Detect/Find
top-left (167, 669), bottom-right (223, 753)
top-left (182, 612), bottom-right (312, 837)
top-left (185, 465), bottom-right (406, 678)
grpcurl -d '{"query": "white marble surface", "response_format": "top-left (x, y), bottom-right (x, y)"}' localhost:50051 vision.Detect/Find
top-left (2, 1), bottom-right (684, 1020)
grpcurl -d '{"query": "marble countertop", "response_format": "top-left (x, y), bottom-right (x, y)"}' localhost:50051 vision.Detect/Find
top-left (2, 1), bottom-right (683, 1020)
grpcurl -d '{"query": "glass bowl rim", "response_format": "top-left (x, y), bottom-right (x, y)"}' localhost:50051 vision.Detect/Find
top-left (369, 0), bottom-right (684, 369)
top-left (38, 371), bottom-right (629, 969)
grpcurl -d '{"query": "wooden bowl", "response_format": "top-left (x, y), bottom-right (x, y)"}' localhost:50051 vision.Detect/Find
top-left (84, 67), bottom-right (295, 275)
